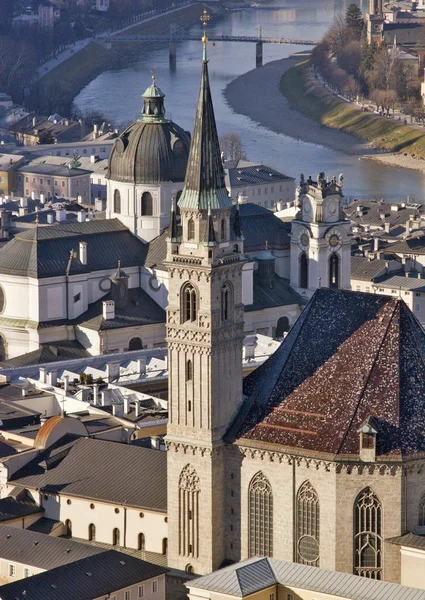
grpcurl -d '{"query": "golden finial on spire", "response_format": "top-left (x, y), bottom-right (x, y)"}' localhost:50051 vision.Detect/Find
top-left (200, 8), bottom-right (210, 60)
top-left (151, 67), bottom-right (156, 86)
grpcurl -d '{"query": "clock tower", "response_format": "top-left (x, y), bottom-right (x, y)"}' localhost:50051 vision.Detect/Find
top-left (290, 172), bottom-right (351, 298)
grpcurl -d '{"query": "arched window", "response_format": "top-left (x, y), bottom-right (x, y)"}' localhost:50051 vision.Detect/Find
top-left (186, 359), bottom-right (193, 382)
top-left (162, 538), bottom-right (168, 555)
top-left (248, 472), bottom-right (273, 557)
top-left (113, 528), bottom-right (120, 546)
top-left (182, 283), bottom-right (197, 323)
top-left (329, 253), bottom-right (339, 289)
top-left (179, 464), bottom-right (200, 558)
top-left (187, 218), bottom-right (195, 241)
top-left (129, 337), bottom-right (143, 351)
top-left (354, 488), bottom-right (382, 580)
top-left (275, 316), bottom-right (290, 338)
top-left (299, 253), bottom-right (308, 289)
top-left (220, 218), bottom-right (225, 240)
top-left (221, 282), bottom-right (232, 322)
top-left (138, 532), bottom-right (145, 551)
top-left (65, 519), bottom-right (72, 537)
top-left (88, 523), bottom-right (96, 541)
top-left (113, 189), bottom-right (121, 214)
top-left (141, 192), bottom-right (153, 216)
top-left (419, 495), bottom-right (425, 527)
top-left (296, 481), bottom-right (320, 567)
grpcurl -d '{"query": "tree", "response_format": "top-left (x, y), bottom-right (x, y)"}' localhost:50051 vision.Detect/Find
top-left (325, 15), bottom-right (347, 54)
top-left (345, 3), bottom-right (364, 41)
top-left (219, 133), bottom-right (247, 164)
top-left (337, 40), bottom-right (361, 77)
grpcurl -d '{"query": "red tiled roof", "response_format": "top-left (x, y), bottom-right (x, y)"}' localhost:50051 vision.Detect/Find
top-left (233, 289), bottom-right (425, 458)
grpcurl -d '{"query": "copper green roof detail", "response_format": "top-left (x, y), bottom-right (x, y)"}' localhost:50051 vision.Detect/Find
top-left (178, 57), bottom-right (232, 211)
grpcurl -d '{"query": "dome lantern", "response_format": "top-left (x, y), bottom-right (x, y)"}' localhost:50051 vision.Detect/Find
top-left (142, 69), bottom-right (166, 123)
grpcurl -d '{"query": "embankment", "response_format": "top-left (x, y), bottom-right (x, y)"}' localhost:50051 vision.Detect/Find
top-left (281, 59), bottom-right (425, 162)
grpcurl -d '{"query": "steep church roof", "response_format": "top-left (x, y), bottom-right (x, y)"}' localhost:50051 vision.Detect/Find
top-left (231, 289), bottom-right (425, 459)
top-left (178, 50), bottom-right (232, 211)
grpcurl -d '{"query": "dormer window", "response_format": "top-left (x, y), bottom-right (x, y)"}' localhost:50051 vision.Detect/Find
top-left (361, 433), bottom-right (375, 449)
top-left (358, 416), bottom-right (378, 462)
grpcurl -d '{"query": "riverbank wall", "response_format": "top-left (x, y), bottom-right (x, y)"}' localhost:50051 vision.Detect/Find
top-left (281, 59), bottom-right (425, 162)
top-left (35, 2), bottom-right (213, 117)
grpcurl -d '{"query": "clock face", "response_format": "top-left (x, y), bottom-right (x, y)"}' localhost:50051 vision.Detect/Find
top-left (329, 234), bottom-right (340, 248)
top-left (300, 233), bottom-right (309, 247)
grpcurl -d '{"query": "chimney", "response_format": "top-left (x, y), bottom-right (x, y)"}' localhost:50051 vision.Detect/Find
top-left (93, 124), bottom-right (98, 140)
top-left (18, 207), bottom-right (28, 217)
top-left (31, 191), bottom-right (36, 201)
top-left (137, 358), bottom-right (146, 375)
top-left (93, 384), bottom-right (99, 406)
top-left (103, 300), bottom-right (115, 321)
top-left (77, 194), bottom-right (83, 204)
top-left (77, 211), bottom-right (85, 223)
top-left (39, 367), bottom-right (47, 383)
top-left (373, 237), bottom-right (380, 252)
top-left (39, 192), bottom-right (45, 204)
top-left (47, 370), bottom-right (58, 386)
top-left (243, 338), bottom-right (257, 360)
top-left (106, 361), bottom-right (120, 382)
top-left (32, 116), bottom-right (36, 127)
top-left (112, 403), bottom-right (123, 417)
top-left (101, 390), bottom-right (110, 406)
top-left (47, 213), bottom-right (54, 224)
top-left (151, 436), bottom-right (161, 450)
top-left (384, 222), bottom-right (390, 233)
top-left (135, 401), bottom-right (141, 417)
top-left (63, 375), bottom-right (69, 395)
top-left (79, 241), bottom-right (87, 265)
top-left (90, 155), bottom-right (98, 164)
top-left (56, 209), bottom-right (66, 222)
top-left (123, 397), bottom-right (130, 414)
top-left (20, 197), bottom-right (28, 208)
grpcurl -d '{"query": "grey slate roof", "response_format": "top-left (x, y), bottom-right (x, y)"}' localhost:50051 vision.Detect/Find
top-left (0, 550), bottom-right (167, 600)
top-left (10, 437), bottom-right (167, 511)
top-left (345, 199), bottom-right (422, 228)
top-left (0, 495), bottom-right (42, 522)
top-left (16, 164), bottom-right (91, 177)
top-left (0, 523), bottom-right (103, 569)
top-left (226, 165), bottom-right (294, 188)
top-left (245, 274), bottom-right (301, 312)
top-left (388, 237), bottom-right (425, 255)
top-left (178, 58), bottom-right (232, 211)
top-left (189, 556), bottom-right (425, 600)
top-left (0, 342), bottom-right (90, 367)
top-left (374, 274), bottom-right (425, 291)
top-left (388, 533), bottom-right (425, 549)
top-left (351, 256), bottom-right (398, 281)
top-left (0, 219), bottom-right (147, 278)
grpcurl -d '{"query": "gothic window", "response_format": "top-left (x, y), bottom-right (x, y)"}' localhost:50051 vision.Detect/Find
top-left (299, 253), bottom-right (308, 289)
top-left (113, 527), bottom-right (120, 546)
top-left (187, 218), bottom-right (195, 241)
top-left (186, 359), bottom-right (193, 382)
top-left (182, 283), bottom-right (197, 323)
top-left (354, 488), bottom-right (382, 580)
top-left (221, 282), bottom-right (233, 322)
top-left (138, 532), bottom-right (145, 551)
top-left (248, 472), bottom-right (273, 557)
top-left (88, 523), bottom-right (96, 541)
top-left (179, 465), bottom-right (200, 558)
top-left (296, 481), bottom-right (320, 567)
top-left (221, 218), bottom-right (226, 240)
top-left (113, 189), bottom-right (121, 214)
top-left (141, 192), bottom-right (153, 216)
top-left (129, 337), bottom-right (143, 351)
top-left (329, 253), bottom-right (340, 289)
top-left (419, 494), bottom-right (425, 526)
top-left (275, 316), bottom-right (290, 338)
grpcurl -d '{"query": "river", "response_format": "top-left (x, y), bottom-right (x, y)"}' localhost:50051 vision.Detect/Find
top-left (75, 0), bottom-right (425, 202)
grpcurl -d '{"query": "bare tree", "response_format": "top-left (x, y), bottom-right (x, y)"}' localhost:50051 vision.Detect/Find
top-left (219, 132), bottom-right (247, 164)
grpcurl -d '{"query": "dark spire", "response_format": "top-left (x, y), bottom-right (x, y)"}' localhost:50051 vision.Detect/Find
top-left (178, 12), bottom-right (232, 212)
top-left (142, 68), bottom-right (166, 123)
top-left (204, 200), bottom-right (217, 246)
top-left (233, 200), bottom-right (243, 239)
top-left (169, 195), bottom-right (178, 241)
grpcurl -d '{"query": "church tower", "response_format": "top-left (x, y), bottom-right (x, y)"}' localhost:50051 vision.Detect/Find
top-left (367, 0), bottom-right (384, 45)
top-left (165, 11), bottom-right (245, 575)
top-left (290, 173), bottom-right (351, 299)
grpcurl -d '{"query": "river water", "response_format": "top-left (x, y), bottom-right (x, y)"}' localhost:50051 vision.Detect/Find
top-left (75, 0), bottom-right (425, 202)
